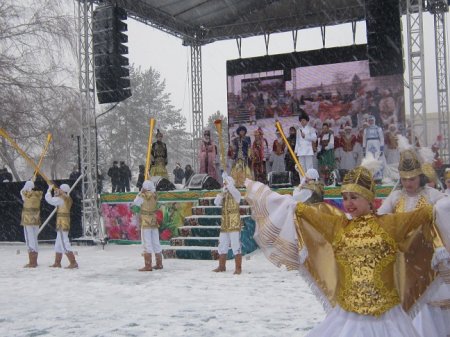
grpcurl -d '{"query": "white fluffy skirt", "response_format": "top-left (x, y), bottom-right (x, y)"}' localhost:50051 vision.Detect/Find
top-left (306, 305), bottom-right (420, 337)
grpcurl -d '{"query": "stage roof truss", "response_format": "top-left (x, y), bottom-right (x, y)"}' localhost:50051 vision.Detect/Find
top-left (97, 0), bottom-right (372, 45)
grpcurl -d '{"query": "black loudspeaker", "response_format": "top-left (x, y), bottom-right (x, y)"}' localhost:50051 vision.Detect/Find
top-left (186, 174), bottom-right (221, 190)
top-left (268, 171), bottom-right (292, 188)
top-left (365, 0), bottom-right (403, 77)
top-left (150, 176), bottom-right (175, 191)
top-left (93, 5), bottom-right (131, 104)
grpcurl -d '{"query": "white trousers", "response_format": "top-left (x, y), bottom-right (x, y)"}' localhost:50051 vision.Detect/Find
top-left (23, 226), bottom-right (39, 253)
top-left (54, 230), bottom-right (73, 253)
top-left (141, 228), bottom-right (162, 254)
top-left (217, 231), bottom-right (241, 255)
top-left (298, 155), bottom-right (314, 171)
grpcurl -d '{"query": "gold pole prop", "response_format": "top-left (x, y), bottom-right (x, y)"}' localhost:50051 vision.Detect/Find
top-left (0, 128), bottom-right (55, 187)
top-left (275, 121), bottom-right (305, 177)
top-left (213, 119), bottom-right (226, 170)
top-left (144, 118), bottom-right (156, 181)
top-left (33, 132), bottom-right (52, 181)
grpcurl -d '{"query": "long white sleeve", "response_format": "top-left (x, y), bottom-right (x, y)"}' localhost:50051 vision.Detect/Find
top-left (325, 133), bottom-right (334, 150)
top-left (45, 191), bottom-right (64, 207)
top-left (214, 193), bottom-right (224, 206)
top-left (132, 194), bottom-right (144, 207)
top-left (226, 182), bottom-right (241, 204)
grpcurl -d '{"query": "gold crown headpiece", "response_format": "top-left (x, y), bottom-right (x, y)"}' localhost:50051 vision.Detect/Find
top-left (341, 166), bottom-right (376, 201)
top-left (398, 149), bottom-right (422, 178)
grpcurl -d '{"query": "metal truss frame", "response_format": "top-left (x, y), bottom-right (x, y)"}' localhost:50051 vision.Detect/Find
top-left (77, 0), bottom-right (102, 239)
top-left (190, 42), bottom-right (204, 171)
top-left (431, 3), bottom-right (450, 161)
top-left (405, 0), bottom-right (427, 146)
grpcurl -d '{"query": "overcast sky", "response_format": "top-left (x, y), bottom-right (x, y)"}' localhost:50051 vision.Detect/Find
top-left (126, 12), bottom-right (442, 133)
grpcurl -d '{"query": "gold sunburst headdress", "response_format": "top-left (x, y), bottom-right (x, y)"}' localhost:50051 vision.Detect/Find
top-left (341, 152), bottom-right (382, 201)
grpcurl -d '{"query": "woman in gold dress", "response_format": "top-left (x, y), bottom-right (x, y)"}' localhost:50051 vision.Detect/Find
top-left (245, 155), bottom-right (450, 337)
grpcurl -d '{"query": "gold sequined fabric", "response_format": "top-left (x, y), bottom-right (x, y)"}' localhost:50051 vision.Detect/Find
top-left (231, 158), bottom-right (252, 188)
top-left (221, 192), bottom-right (241, 232)
top-left (294, 202), bottom-right (440, 315)
top-left (56, 195), bottom-right (73, 231)
top-left (394, 194), bottom-right (429, 213)
top-left (21, 190), bottom-right (43, 226)
top-left (140, 192), bottom-right (158, 228)
top-left (334, 214), bottom-right (400, 316)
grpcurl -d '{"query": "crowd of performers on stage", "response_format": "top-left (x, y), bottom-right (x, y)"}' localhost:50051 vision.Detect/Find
top-left (6, 111), bottom-right (450, 337)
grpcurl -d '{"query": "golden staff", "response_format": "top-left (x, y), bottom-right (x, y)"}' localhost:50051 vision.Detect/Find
top-left (213, 119), bottom-right (226, 170)
top-left (33, 132), bottom-right (52, 181)
top-left (0, 128), bottom-right (55, 187)
top-left (144, 118), bottom-right (156, 181)
top-left (275, 121), bottom-right (305, 177)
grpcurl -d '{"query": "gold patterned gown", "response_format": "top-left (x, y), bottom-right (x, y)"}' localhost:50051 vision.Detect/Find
top-left (378, 187), bottom-right (450, 337)
top-left (245, 180), bottom-right (450, 337)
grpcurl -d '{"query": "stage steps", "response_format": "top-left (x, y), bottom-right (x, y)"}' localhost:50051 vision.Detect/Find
top-left (162, 197), bottom-right (258, 260)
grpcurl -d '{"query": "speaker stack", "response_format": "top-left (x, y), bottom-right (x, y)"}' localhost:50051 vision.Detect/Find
top-left (365, 0), bottom-right (403, 77)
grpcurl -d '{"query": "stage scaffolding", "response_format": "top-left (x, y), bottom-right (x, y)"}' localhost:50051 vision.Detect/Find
top-left (189, 42), bottom-right (204, 172)
top-left (76, 1), bottom-right (450, 239)
top-left (430, 0), bottom-right (450, 162)
top-left (77, 0), bottom-right (102, 240)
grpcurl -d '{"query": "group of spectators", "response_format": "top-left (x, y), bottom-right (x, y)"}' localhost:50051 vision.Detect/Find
top-left (107, 161), bottom-right (132, 193)
top-left (106, 161), bottom-right (196, 193)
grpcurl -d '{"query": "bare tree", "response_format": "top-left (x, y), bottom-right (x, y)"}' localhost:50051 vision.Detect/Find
top-left (0, 0), bottom-right (78, 180)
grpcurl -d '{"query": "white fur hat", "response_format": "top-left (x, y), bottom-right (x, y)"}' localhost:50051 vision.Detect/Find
top-left (142, 180), bottom-right (156, 192)
top-left (59, 184), bottom-right (70, 194)
top-left (306, 168), bottom-right (319, 181)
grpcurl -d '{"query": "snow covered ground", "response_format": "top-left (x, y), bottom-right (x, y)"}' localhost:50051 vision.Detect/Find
top-left (0, 243), bottom-right (325, 337)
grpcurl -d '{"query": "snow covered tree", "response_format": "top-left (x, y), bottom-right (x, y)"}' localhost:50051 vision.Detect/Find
top-left (97, 65), bottom-right (192, 182)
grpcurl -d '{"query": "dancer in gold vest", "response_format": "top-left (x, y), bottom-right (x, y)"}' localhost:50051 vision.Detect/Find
top-left (132, 180), bottom-right (163, 271)
top-left (245, 154), bottom-right (450, 337)
top-left (20, 180), bottom-right (43, 268)
top-left (378, 137), bottom-right (450, 337)
top-left (212, 172), bottom-right (242, 275)
top-left (45, 184), bottom-right (78, 269)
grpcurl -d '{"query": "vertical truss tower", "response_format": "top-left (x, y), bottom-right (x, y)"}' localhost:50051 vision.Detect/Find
top-left (405, 0), bottom-right (428, 146)
top-left (78, 0), bottom-right (102, 239)
top-left (430, 0), bottom-right (450, 161)
top-left (189, 42), bottom-right (204, 171)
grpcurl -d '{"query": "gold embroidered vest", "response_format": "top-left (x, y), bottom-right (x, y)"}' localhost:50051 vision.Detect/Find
top-left (21, 190), bottom-right (43, 226)
top-left (140, 192), bottom-right (158, 229)
top-left (56, 195), bottom-right (73, 231)
top-left (334, 215), bottom-right (400, 316)
top-left (394, 194), bottom-right (429, 213)
top-left (221, 192), bottom-right (241, 232)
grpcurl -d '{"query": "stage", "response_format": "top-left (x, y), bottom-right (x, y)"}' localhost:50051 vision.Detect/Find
top-left (100, 185), bottom-right (393, 260)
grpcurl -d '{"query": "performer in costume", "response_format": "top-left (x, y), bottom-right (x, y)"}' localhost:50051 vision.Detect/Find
top-left (284, 126), bottom-right (300, 186)
top-left (292, 168), bottom-right (324, 203)
top-left (251, 128), bottom-right (268, 184)
top-left (378, 137), bottom-right (450, 337)
top-left (212, 172), bottom-right (242, 275)
top-left (269, 130), bottom-right (286, 173)
top-left (384, 124), bottom-right (400, 165)
top-left (20, 180), bottom-right (43, 268)
top-left (150, 129), bottom-right (168, 178)
top-left (337, 125), bottom-right (357, 170)
top-left (132, 180), bottom-right (163, 272)
top-left (317, 122), bottom-right (335, 183)
top-left (199, 130), bottom-right (218, 180)
top-left (230, 125), bottom-right (252, 188)
top-left (362, 115), bottom-right (384, 180)
top-left (245, 154), bottom-right (450, 337)
top-left (419, 147), bottom-right (442, 190)
top-left (445, 169), bottom-right (450, 195)
top-left (295, 110), bottom-right (317, 171)
top-left (45, 184), bottom-right (78, 269)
